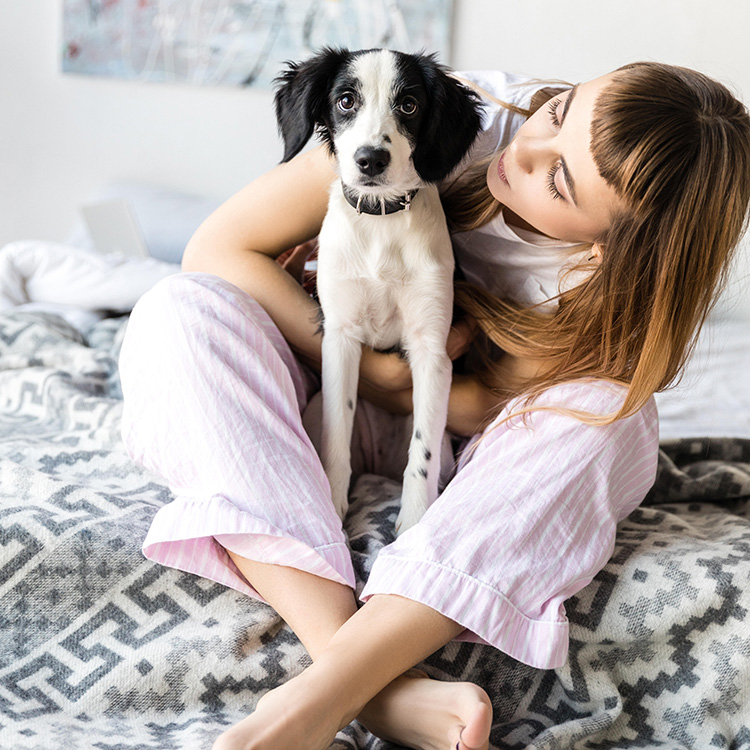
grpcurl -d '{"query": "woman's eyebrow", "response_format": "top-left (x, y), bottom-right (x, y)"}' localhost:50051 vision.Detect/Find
top-left (559, 85), bottom-right (580, 205)
top-left (560, 84), bottom-right (579, 125)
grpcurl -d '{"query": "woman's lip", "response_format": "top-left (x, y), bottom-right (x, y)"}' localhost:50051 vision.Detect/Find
top-left (498, 153), bottom-right (509, 185)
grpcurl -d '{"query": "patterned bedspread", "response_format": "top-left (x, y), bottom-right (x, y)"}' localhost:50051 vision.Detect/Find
top-left (1, 310), bottom-right (749, 750)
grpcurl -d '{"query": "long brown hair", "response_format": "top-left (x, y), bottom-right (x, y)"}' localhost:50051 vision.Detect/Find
top-left (445, 62), bottom-right (750, 425)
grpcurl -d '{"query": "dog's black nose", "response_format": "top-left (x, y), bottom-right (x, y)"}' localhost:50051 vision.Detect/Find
top-left (354, 147), bottom-right (391, 177)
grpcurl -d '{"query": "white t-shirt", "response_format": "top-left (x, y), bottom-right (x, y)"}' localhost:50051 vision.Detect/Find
top-left (446, 71), bottom-right (590, 310)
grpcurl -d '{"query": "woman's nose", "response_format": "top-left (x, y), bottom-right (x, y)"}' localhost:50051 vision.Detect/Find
top-left (510, 134), bottom-right (549, 174)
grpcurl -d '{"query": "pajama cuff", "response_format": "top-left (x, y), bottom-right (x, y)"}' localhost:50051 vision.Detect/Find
top-left (143, 495), bottom-right (356, 601)
top-left (360, 553), bottom-right (569, 670)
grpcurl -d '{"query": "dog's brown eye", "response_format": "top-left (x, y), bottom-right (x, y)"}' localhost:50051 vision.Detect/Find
top-left (337, 93), bottom-right (356, 112)
top-left (398, 97), bottom-right (419, 115)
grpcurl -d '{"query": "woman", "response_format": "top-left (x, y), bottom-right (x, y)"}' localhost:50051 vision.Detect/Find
top-left (119, 62), bottom-right (750, 750)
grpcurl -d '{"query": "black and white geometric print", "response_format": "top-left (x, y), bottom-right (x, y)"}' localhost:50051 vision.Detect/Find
top-left (1, 311), bottom-right (749, 749)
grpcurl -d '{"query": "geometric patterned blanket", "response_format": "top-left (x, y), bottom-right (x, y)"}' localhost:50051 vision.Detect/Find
top-left (1, 310), bottom-right (749, 749)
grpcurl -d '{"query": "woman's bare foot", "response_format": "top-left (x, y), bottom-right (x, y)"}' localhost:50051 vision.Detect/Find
top-left (359, 669), bottom-right (493, 750)
top-left (211, 659), bottom-right (358, 750)
top-left (211, 667), bottom-right (492, 750)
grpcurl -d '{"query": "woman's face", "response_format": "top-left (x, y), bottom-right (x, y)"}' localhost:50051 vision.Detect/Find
top-left (487, 72), bottom-right (624, 244)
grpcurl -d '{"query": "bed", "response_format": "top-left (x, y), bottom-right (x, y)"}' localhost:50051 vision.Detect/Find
top-left (1, 185), bottom-right (749, 749)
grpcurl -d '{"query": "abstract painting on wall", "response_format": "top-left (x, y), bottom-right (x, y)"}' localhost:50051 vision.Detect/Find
top-left (62, 0), bottom-right (454, 88)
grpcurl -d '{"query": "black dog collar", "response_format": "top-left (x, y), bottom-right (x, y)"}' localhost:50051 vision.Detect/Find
top-left (342, 185), bottom-right (418, 216)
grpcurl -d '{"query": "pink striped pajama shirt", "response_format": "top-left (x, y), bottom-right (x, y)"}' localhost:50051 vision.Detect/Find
top-left (119, 272), bottom-right (659, 670)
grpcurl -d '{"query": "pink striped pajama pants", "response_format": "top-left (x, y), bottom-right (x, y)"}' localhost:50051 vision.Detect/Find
top-left (119, 273), bottom-right (659, 670)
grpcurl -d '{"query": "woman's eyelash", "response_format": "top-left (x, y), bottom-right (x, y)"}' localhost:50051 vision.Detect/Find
top-left (547, 163), bottom-right (564, 200)
top-left (546, 98), bottom-right (564, 200)
top-left (547, 98), bottom-right (562, 128)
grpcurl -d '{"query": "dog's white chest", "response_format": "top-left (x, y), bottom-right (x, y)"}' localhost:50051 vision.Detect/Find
top-left (316, 185), bottom-right (453, 349)
top-left (318, 238), bottom-right (410, 347)
top-left (356, 235), bottom-right (416, 288)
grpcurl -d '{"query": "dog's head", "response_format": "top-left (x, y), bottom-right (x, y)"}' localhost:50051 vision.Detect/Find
top-left (274, 48), bottom-right (483, 193)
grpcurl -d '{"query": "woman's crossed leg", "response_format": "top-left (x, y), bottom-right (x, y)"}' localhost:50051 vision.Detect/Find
top-left (211, 555), bottom-right (493, 750)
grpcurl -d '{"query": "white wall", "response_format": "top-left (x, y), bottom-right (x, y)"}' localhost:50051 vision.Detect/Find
top-left (3, 0), bottom-right (749, 312)
top-left (454, 0), bottom-right (750, 93)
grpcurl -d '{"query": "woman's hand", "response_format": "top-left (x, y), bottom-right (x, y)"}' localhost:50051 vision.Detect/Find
top-left (279, 238), bottom-right (318, 291)
top-left (356, 315), bottom-right (501, 437)
top-left (358, 316), bottom-right (478, 393)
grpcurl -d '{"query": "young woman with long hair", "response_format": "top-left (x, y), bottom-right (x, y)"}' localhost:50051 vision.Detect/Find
top-left (119, 61), bottom-right (750, 750)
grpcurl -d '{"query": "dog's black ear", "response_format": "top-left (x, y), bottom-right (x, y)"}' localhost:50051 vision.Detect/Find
top-left (411, 56), bottom-right (484, 183)
top-left (273, 47), bottom-right (350, 163)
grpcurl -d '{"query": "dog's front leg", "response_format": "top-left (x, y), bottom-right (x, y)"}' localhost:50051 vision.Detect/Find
top-left (321, 325), bottom-right (362, 521)
top-left (396, 330), bottom-right (453, 535)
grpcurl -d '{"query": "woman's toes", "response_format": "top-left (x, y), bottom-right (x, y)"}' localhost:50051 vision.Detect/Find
top-left (457, 695), bottom-right (493, 750)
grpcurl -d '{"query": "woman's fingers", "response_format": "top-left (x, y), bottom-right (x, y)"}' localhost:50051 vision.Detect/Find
top-left (280, 238), bottom-right (319, 283)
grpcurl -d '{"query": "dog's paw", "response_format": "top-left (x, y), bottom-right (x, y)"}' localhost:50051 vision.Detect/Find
top-left (394, 501), bottom-right (426, 536)
top-left (331, 491), bottom-right (349, 522)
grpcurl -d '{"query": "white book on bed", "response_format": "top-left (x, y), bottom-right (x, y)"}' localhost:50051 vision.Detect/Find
top-left (80, 198), bottom-right (150, 258)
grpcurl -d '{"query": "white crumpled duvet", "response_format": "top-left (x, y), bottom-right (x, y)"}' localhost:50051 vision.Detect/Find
top-left (0, 240), bottom-right (179, 331)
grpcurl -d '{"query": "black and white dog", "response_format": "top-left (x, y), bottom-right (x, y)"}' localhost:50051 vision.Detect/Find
top-left (274, 48), bottom-right (482, 533)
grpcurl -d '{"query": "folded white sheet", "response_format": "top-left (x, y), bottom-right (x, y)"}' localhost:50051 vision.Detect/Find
top-left (0, 240), bottom-right (179, 331)
top-left (656, 317), bottom-right (750, 439)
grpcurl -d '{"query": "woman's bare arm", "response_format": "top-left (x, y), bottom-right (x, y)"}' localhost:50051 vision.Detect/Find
top-left (360, 372), bottom-right (503, 437)
top-left (182, 146), bottom-right (334, 364)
